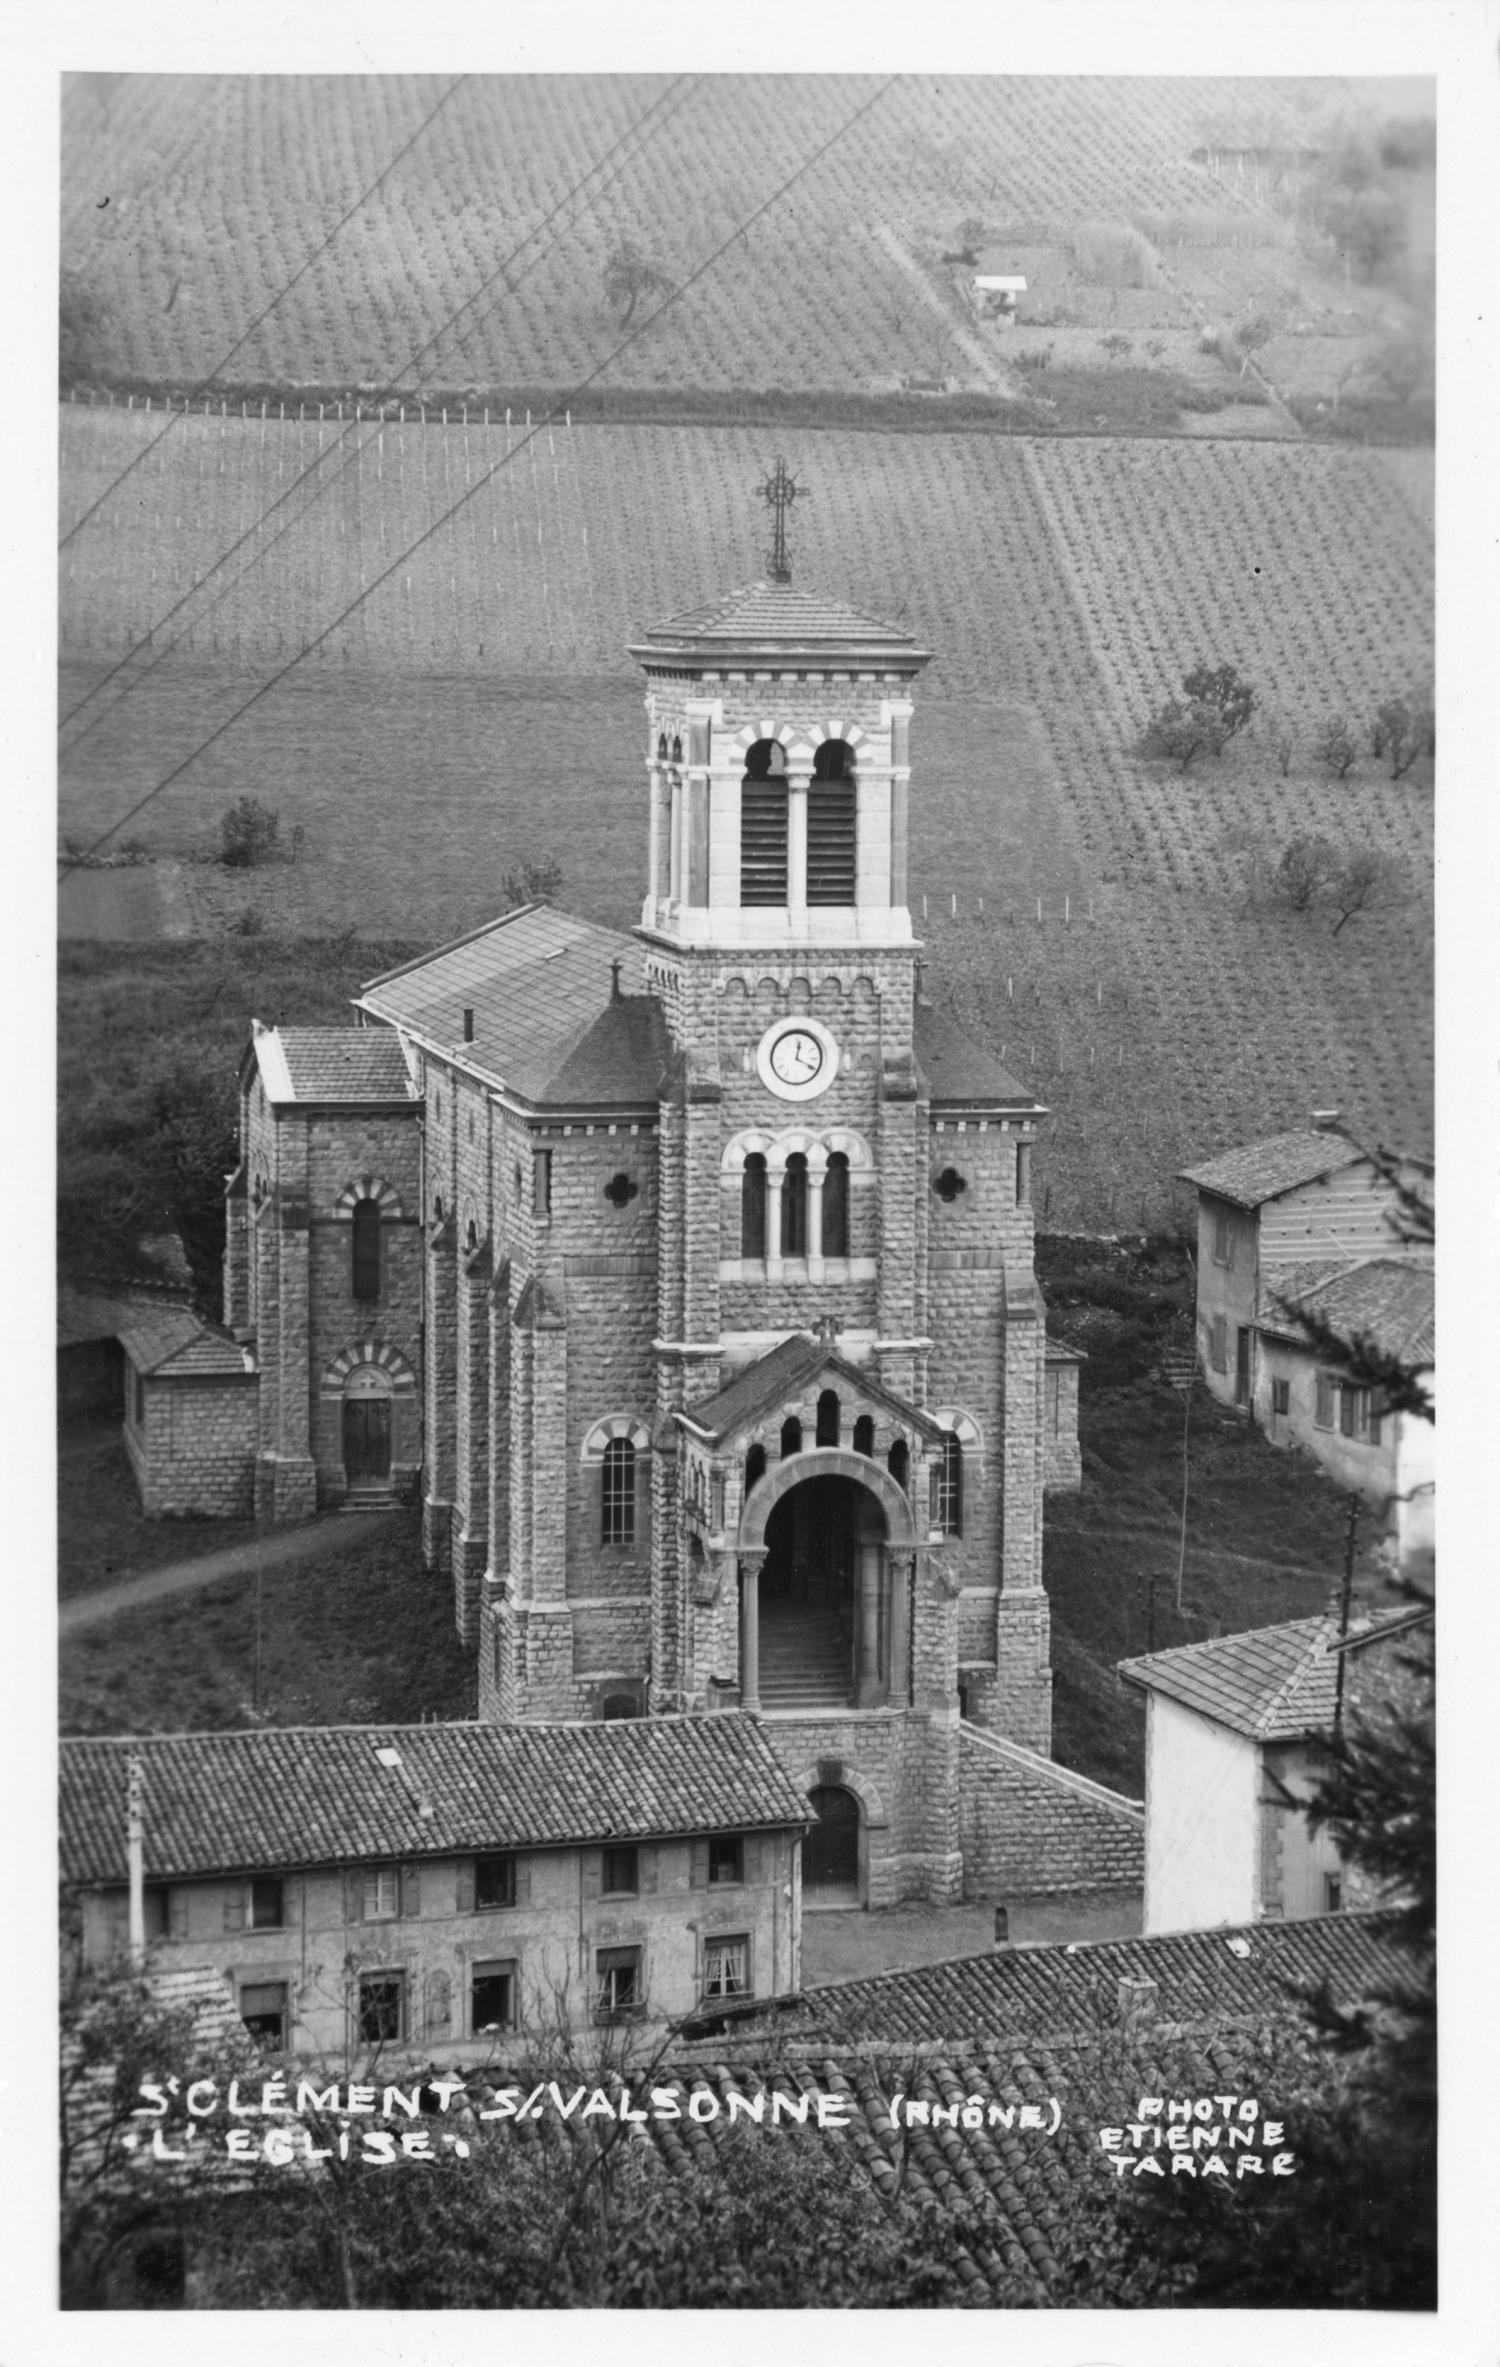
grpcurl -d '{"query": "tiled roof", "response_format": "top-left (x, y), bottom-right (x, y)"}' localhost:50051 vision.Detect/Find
top-left (359, 906), bottom-right (670, 1110)
top-left (1263, 1258), bottom-right (1434, 1367)
top-left (681, 1335), bottom-right (946, 1447)
top-left (913, 1002), bottom-right (1039, 1110)
top-left (631, 578), bottom-right (925, 665)
top-left (274, 1028), bottom-right (413, 1103)
top-left (1178, 1130), bottom-right (1363, 1208)
top-left (117, 1309), bottom-right (252, 1379)
top-left (1119, 1616), bottom-right (1337, 1740)
top-left (774, 1908), bottom-right (1413, 2045)
top-left (58, 1716), bottom-right (812, 1885)
top-left (58, 1284), bottom-right (184, 1350)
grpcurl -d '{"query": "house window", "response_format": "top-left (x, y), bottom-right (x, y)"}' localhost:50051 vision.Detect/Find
top-left (703, 1934), bottom-right (751, 2001)
top-left (780, 1415), bottom-right (803, 1457)
top-left (741, 1154), bottom-right (767, 1259)
top-left (363, 1867), bottom-right (400, 1922)
top-left (1315, 1373), bottom-right (1336, 1430)
top-left (602, 1437), bottom-right (636, 1546)
top-left (470, 1960), bottom-right (516, 2035)
top-left (808, 741), bottom-right (856, 905)
top-left (745, 1441), bottom-right (766, 1494)
top-left (475, 1854), bottom-right (516, 1910)
top-left (823, 1151), bottom-right (850, 1256)
top-left (932, 1432), bottom-right (964, 1537)
top-left (351, 1197), bottom-right (381, 1302)
top-left (533, 1149), bottom-right (552, 1218)
top-left (358, 1972), bottom-right (405, 2045)
top-left (596, 1946), bottom-right (643, 2021)
top-left (708, 1833), bottom-right (743, 1886)
top-left (781, 1154), bottom-right (808, 1256)
top-left (887, 1437), bottom-right (909, 1491)
top-left (934, 1166), bottom-right (966, 1203)
top-left (1271, 1378), bottom-right (1291, 1417)
top-left (1323, 1873), bottom-right (1343, 1914)
top-left (602, 1692), bottom-right (640, 1721)
top-left (1211, 1207), bottom-right (1232, 1266)
top-left (142, 1886), bottom-right (170, 1943)
top-left (240, 1981), bottom-right (289, 2049)
top-left (1210, 1315), bottom-right (1228, 1374)
top-left (852, 1414), bottom-right (875, 1457)
top-left (816, 1388), bottom-right (840, 1447)
top-left (601, 1846), bottom-right (639, 1897)
top-left (1341, 1386), bottom-right (1378, 1442)
top-left (1015, 1141), bottom-right (1032, 1206)
top-left (740, 742), bottom-right (788, 906)
top-left (249, 1877), bottom-right (284, 1930)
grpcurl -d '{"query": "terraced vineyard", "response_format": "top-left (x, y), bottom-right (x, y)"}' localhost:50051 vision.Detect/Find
top-left (62, 73), bottom-right (1415, 407)
top-left (60, 408), bottom-right (1433, 1221)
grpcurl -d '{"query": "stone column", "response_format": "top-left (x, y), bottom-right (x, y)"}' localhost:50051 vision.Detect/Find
top-left (739, 1551), bottom-right (765, 1712)
top-left (765, 1160), bottom-right (786, 1282)
top-left (806, 1148), bottom-right (827, 1284)
top-left (888, 1547), bottom-right (915, 1706)
top-left (856, 1541), bottom-right (884, 1706)
top-left (667, 774), bottom-right (682, 904)
top-left (787, 771), bottom-right (809, 931)
top-left (646, 762), bottom-right (664, 919)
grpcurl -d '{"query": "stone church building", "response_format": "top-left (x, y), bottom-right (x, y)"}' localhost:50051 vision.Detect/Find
top-left (141, 568), bottom-right (1139, 1913)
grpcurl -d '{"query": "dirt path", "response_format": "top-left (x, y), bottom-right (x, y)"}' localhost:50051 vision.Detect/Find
top-left (870, 224), bottom-right (1018, 396)
top-left (58, 1508), bottom-right (400, 1632)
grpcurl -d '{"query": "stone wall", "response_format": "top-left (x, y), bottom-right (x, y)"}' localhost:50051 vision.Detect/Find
top-left (758, 1709), bottom-right (964, 1906)
top-left (958, 1723), bottom-right (1144, 1902)
top-left (125, 1373), bottom-right (257, 1517)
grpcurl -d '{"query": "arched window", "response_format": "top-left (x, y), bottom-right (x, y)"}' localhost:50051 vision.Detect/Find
top-left (887, 1437), bottom-right (909, 1490)
top-left (741, 1153), bottom-right (767, 1260)
top-left (808, 740), bottom-right (856, 905)
top-left (781, 1153), bottom-right (808, 1256)
top-left (931, 1432), bottom-right (964, 1537)
top-left (823, 1150), bottom-right (850, 1257)
top-left (351, 1198), bottom-right (381, 1302)
top-left (816, 1389), bottom-right (840, 1448)
top-left (740, 739), bottom-right (788, 906)
top-left (601, 1438), bottom-right (636, 1546)
top-left (853, 1414), bottom-right (875, 1457)
top-left (780, 1415), bottom-right (803, 1457)
top-left (745, 1441), bottom-right (767, 1494)
top-left (602, 1692), bottom-right (640, 1721)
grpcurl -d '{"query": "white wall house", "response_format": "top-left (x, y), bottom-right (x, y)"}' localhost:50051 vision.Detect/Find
top-left (1119, 1608), bottom-right (1430, 1936)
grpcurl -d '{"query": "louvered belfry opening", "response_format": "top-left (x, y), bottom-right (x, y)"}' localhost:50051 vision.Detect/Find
top-left (808, 739), bottom-right (856, 905)
top-left (740, 738), bottom-right (788, 905)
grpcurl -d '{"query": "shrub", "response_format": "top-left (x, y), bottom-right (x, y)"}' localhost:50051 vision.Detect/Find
top-left (220, 796), bottom-right (281, 868)
top-left (1070, 220), bottom-right (1160, 289)
top-left (501, 855), bottom-right (564, 907)
top-left (1314, 715), bottom-right (1359, 779)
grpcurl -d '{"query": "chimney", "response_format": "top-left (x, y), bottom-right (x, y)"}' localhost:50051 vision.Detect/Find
top-left (1117, 1974), bottom-right (1158, 2028)
top-left (463, 1008), bottom-right (474, 1043)
top-left (1311, 1107), bottom-right (1342, 1132)
top-left (610, 959), bottom-right (623, 1002)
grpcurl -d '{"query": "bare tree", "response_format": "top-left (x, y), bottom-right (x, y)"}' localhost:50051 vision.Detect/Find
top-left (1231, 314), bottom-right (1275, 375)
top-left (1261, 707), bottom-right (1297, 776)
top-left (602, 240), bottom-right (677, 327)
top-left (1277, 834), bottom-right (1341, 911)
top-left (1315, 714), bottom-right (1359, 779)
top-left (1329, 848), bottom-right (1401, 935)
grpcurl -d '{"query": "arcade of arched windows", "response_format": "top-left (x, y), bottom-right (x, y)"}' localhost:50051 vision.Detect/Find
top-left (722, 1128), bottom-right (872, 1273)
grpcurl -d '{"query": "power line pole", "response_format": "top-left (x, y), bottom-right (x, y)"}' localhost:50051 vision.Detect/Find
top-left (1333, 1492), bottom-right (1359, 1742)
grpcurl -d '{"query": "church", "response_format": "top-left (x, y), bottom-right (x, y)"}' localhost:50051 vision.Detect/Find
top-left (131, 507), bottom-right (1143, 1912)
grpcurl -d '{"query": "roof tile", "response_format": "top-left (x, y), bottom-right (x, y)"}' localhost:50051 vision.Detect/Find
top-left (264, 1029), bottom-right (412, 1103)
top-left (1178, 1130), bottom-right (1364, 1208)
top-left (59, 1716), bottom-right (811, 1884)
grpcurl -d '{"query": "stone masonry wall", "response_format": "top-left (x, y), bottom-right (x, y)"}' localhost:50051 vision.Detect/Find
top-left (126, 1375), bottom-right (257, 1517)
top-left (958, 1724), bottom-right (1144, 1901)
top-left (757, 1709), bottom-right (963, 1906)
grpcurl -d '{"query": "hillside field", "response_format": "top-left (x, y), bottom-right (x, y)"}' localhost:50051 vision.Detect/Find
top-left (60, 411), bottom-right (1433, 1224)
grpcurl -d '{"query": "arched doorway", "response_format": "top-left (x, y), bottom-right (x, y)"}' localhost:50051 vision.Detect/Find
top-left (805, 1784), bottom-right (861, 1904)
top-left (342, 1364), bottom-right (393, 1490)
top-left (759, 1473), bottom-right (873, 1708)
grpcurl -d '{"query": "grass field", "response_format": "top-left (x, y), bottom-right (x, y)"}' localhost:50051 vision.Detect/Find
top-left (59, 406), bottom-right (1433, 1223)
top-left (61, 74), bottom-right (1428, 420)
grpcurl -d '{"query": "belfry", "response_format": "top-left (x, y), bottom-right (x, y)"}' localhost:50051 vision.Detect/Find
top-left (206, 480), bottom-right (1087, 1906)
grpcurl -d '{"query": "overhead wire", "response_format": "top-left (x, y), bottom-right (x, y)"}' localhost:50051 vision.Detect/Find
top-left (60, 75), bottom-right (696, 748)
top-left (59, 75), bottom-right (896, 877)
top-left (60, 74), bottom-right (469, 553)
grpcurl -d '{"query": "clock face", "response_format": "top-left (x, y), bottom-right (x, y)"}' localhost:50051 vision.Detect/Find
top-left (757, 1016), bottom-right (839, 1101)
top-left (769, 1028), bottom-right (825, 1087)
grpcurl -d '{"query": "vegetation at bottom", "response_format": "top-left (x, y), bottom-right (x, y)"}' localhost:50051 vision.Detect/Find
top-left (58, 1510), bottom-right (473, 1736)
top-left (58, 1427), bottom-right (257, 1601)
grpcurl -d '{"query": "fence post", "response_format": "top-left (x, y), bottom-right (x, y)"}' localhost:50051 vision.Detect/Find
top-left (1064, 894), bottom-right (1070, 923)
top-left (1036, 897), bottom-right (1042, 923)
top-left (950, 892), bottom-right (957, 917)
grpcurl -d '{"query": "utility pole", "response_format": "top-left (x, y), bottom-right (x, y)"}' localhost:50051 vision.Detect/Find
top-left (126, 1751), bottom-right (145, 1966)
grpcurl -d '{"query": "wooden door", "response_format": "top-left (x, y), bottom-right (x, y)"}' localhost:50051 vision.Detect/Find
top-left (1235, 1326), bottom-right (1251, 1407)
top-left (343, 1396), bottom-right (391, 1482)
top-left (805, 1785), bottom-right (860, 1897)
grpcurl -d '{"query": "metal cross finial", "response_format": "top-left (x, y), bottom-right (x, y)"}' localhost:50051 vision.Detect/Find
top-left (756, 456), bottom-right (808, 584)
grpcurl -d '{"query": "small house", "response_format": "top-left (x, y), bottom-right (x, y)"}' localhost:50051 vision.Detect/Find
top-left (1118, 1606), bottom-right (1431, 1935)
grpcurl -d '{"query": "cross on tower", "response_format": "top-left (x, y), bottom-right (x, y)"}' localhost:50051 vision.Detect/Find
top-left (756, 456), bottom-right (809, 585)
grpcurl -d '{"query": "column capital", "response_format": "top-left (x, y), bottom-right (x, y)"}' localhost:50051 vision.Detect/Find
top-left (738, 1548), bottom-right (769, 1576)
